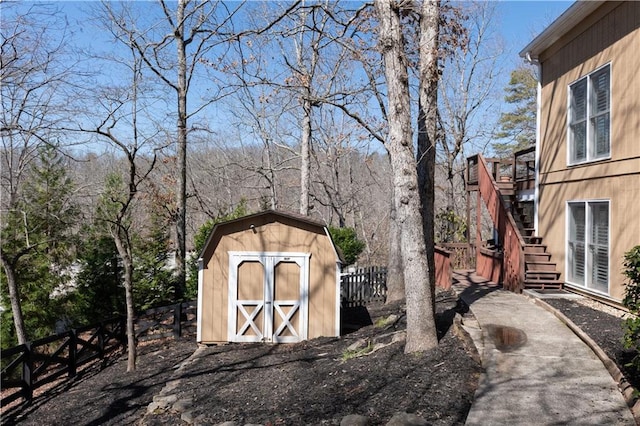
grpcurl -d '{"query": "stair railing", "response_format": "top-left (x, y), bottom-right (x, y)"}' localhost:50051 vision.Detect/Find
top-left (474, 154), bottom-right (526, 292)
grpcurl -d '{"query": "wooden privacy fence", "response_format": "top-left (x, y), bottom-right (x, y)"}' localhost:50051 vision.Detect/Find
top-left (341, 252), bottom-right (454, 306)
top-left (1, 301), bottom-right (196, 408)
top-left (341, 266), bottom-right (388, 307)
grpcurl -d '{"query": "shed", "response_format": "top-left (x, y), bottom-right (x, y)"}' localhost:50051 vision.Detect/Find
top-left (196, 210), bottom-right (342, 344)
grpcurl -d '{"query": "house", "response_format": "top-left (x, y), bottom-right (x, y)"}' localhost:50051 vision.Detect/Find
top-left (196, 210), bottom-right (342, 344)
top-left (519, 0), bottom-right (640, 303)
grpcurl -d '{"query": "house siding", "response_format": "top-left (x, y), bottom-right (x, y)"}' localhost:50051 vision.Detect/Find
top-left (537, 1), bottom-right (640, 301)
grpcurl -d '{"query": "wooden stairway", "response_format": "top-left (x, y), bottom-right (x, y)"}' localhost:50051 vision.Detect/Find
top-left (511, 199), bottom-right (563, 291)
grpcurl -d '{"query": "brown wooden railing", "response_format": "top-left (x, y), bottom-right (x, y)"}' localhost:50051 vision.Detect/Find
top-left (434, 246), bottom-right (453, 290)
top-left (513, 146), bottom-right (535, 191)
top-left (467, 147), bottom-right (535, 189)
top-left (471, 153), bottom-right (526, 292)
top-left (439, 243), bottom-right (476, 270)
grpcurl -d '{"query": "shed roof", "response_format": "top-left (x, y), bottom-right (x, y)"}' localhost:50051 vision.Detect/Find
top-left (519, 1), bottom-right (605, 60)
top-left (198, 209), bottom-right (343, 262)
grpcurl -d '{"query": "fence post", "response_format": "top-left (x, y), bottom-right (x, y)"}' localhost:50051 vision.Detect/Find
top-left (98, 322), bottom-right (105, 359)
top-left (22, 342), bottom-right (33, 401)
top-left (68, 329), bottom-right (77, 378)
top-left (173, 303), bottom-right (181, 339)
top-left (120, 316), bottom-right (127, 347)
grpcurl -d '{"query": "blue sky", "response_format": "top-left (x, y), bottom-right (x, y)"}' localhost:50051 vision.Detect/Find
top-left (498, 0), bottom-right (572, 60)
top-left (3, 0), bottom-right (576, 155)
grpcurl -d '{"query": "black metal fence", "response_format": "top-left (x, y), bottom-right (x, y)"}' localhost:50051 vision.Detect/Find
top-left (340, 266), bottom-right (387, 307)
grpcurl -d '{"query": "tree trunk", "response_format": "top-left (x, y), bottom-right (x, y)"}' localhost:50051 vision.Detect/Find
top-left (375, 0), bottom-right (438, 353)
top-left (175, 0), bottom-right (188, 299)
top-left (417, 0), bottom-right (440, 310)
top-left (300, 96), bottom-right (312, 216)
top-left (1, 256), bottom-right (28, 345)
top-left (113, 231), bottom-right (137, 372)
top-left (385, 185), bottom-right (404, 303)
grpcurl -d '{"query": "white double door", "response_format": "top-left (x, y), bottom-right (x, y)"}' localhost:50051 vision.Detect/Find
top-left (228, 252), bottom-right (309, 343)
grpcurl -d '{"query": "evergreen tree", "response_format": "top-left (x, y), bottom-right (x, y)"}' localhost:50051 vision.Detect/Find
top-left (133, 210), bottom-right (176, 310)
top-left (493, 65), bottom-right (537, 157)
top-left (1, 145), bottom-right (79, 347)
top-left (71, 226), bottom-right (124, 325)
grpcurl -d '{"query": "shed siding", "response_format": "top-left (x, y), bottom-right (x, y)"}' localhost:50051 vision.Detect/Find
top-left (199, 215), bottom-right (338, 343)
top-left (537, 1), bottom-right (640, 302)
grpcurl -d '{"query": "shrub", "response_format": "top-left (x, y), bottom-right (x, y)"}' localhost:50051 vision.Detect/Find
top-left (328, 226), bottom-right (365, 266)
top-left (622, 245), bottom-right (640, 374)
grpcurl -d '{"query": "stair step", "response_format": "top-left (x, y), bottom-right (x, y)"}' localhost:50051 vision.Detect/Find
top-left (525, 252), bottom-right (552, 262)
top-left (525, 261), bottom-right (557, 272)
top-left (526, 271), bottom-right (561, 280)
top-left (524, 244), bottom-right (548, 254)
top-left (523, 236), bottom-right (543, 244)
top-left (524, 280), bottom-right (564, 290)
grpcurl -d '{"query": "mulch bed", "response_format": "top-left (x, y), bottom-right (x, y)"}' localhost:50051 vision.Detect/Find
top-left (11, 292), bottom-right (635, 426)
top-left (5, 290), bottom-right (482, 426)
top-left (4, 338), bottom-right (198, 425)
top-left (544, 298), bottom-right (640, 390)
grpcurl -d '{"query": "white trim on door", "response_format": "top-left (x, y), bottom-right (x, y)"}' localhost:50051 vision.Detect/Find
top-left (228, 252), bottom-right (310, 343)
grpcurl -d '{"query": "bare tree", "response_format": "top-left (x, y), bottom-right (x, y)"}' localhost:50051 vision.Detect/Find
top-left (437, 1), bottom-right (502, 241)
top-left (417, 0), bottom-right (441, 308)
top-left (374, 0), bottom-right (438, 352)
top-left (77, 37), bottom-right (165, 370)
top-left (98, 0), bottom-right (243, 298)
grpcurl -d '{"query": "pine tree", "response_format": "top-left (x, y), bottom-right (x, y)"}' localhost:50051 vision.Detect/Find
top-left (493, 66), bottom-right (537, 157)
top-left (72, 226), bottom-right (124, 325)
top-left (1, 145), bottom-right (79, 347)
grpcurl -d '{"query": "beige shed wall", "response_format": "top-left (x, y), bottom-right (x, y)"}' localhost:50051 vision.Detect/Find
top-left (536, 1), bottom-right (640, 302)
top-left (199, 215), bottom-right (338, 343)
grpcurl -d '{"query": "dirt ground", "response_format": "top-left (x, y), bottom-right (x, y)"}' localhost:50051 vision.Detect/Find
top-left (5, 290), bottom-right (481, 426)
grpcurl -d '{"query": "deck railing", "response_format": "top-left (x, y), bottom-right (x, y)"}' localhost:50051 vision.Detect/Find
top-left (513, 146), bottom-right (535, 191)
top-left (473, 153), bottom-right (526, 292)
top-left (467, 146), bottom-right (535, 191)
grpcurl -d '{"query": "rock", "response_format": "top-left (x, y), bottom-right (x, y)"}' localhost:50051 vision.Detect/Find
top-left (385, 412), bottom-right (428, 426)
top-left (215, 422), bottom-right (237, 426)
top-left (181, 411), bottom-right (194, 423)
top-left (163, 379), bottom-right (181, 393)
top-left (346, 338), bottom-right (368, 352)
top-left (173, 397), bottom-right (194, 412)
top-left (341, 414), bottom-right (369, 426)
top-left (150, 393), bottom-right (178, 407)
top-left (145, 401), bottom-right (163, 414)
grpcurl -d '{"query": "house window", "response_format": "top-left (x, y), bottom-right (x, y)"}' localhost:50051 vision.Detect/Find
top-left (567, 201), bottom-right (609, 294)
top-left (569, 64), bottom-right (610, 164)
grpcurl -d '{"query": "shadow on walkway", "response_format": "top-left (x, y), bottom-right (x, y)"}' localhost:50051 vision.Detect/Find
top-left (452, 270), bottom-right (502, 306)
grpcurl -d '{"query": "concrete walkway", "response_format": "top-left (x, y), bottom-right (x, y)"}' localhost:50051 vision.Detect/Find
top-left (452, 271), bottom-right (635, 426)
